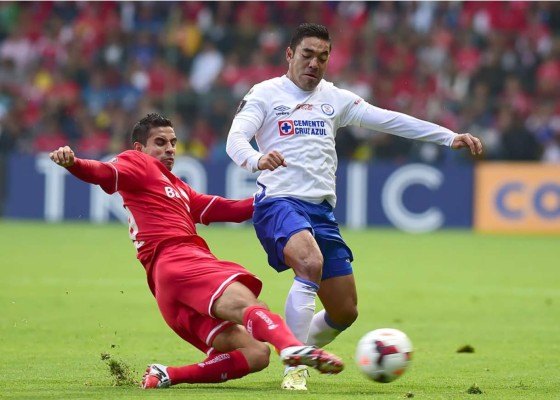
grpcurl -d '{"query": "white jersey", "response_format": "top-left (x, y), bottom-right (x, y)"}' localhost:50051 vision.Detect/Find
top-left (226, 75), bottom-right (457, 207)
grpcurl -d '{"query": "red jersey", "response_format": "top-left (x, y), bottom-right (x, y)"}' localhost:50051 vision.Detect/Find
top-left (67, 150), bottom-right (253, 272)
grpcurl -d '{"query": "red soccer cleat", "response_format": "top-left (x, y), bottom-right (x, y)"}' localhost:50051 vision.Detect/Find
top-left (280, 346), bottom-right (344, 375)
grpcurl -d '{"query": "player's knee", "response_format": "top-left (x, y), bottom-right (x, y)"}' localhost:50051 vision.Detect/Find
top-left (308, 254), bottom-right (324, 274)
top-left (245, 342), bottom-right (271, 372)
top-left (345, 306), bottom-right (359, 326)
top-left (291, 254), bottom-right (324, 282)
top-left (330, 305), bottom-right (358, 327)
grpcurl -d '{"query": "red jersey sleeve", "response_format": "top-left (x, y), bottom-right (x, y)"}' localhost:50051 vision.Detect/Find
top-left (66, 150), bottom-right (147, 194)
top-left (66, 158), bottom-right (116, 193)
top-left (184, 184), bottom-right (254, 224)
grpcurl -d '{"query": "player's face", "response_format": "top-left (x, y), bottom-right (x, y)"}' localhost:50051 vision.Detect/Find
top-left (286, 37), bottom-right (330, 91)
top-left (136, 126), bottom-right (177, 171)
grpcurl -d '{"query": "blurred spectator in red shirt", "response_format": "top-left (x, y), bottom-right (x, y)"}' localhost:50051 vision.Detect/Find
top-left (535, 55), bottom-right (560, 101)
top-left (75, 117), bottom-right (110, 158)
top-left (242, 50), bottom-right (280, 87)
top-left (148, 55), bottom-right (184, 100)
top-left (499, 75), bottom-right (532, 118)
top-left (453, 34), bottom-right (481, 76)
top-left (32, 117), bottom-right (68, 153)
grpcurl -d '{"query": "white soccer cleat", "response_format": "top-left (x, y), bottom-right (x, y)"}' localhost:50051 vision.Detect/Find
top-left (280, 345), bottom-right (344, 375)
top-left (281, 366), bottom-right (310, 390)
top-left (141, 363), bottom-right (171, 389)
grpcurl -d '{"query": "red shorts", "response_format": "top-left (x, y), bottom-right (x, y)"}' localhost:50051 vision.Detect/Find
top-left (150, 240), bottom-right (262, 354)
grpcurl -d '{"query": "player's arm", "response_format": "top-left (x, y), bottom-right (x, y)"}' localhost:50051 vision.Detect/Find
top-left (189, 188), bottom-right (254, 225)
top-left (226, 117), bottom-right (263, 172)
top-left (226, 90), bottom-right (287, 172)
top-left (226, 118), bottom-right (287, 172)
top-left (202, 196), bottom-right (254, 224)
top-left (359, 105), bottom-right (482, 155)
top-left (49, 146), bottom-right (117, 193)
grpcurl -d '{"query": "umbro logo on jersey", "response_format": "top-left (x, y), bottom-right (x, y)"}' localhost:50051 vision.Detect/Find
top-left (274, 105), bottom-right (290, 116)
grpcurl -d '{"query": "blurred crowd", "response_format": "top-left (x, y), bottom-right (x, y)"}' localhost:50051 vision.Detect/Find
top-left (0, 1), bottom-right (559, 164)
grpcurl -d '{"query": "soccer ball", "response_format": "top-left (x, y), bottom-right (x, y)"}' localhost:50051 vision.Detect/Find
top-left (355, 328), bottom-right (413, 383)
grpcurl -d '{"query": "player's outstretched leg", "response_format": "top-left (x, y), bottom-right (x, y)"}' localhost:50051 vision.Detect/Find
top-left (141, 349), bottom-right (252, 389)
top-left (241, 305), bottom-right (344, 376)
top-left (280, 345), bottom-right (344, 375)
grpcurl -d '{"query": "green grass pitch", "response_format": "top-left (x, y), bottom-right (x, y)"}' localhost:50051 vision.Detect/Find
top-left (1, 221), bottom-right (558, 399)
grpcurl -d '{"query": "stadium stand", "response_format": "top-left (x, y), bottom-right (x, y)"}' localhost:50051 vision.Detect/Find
top-left (0, 1), bottom-right (559, 164)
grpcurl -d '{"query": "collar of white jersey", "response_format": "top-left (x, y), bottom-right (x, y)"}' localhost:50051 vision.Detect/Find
top-left (281, 75), bottom-right (324, 94)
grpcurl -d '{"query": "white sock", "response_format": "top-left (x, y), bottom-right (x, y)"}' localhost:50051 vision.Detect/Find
top-left (307, 309), bottom-right (346, 347)
top-left (285, 277), bottom-right (319, 343)
top-left (283, 277), bottom-right (318, 375)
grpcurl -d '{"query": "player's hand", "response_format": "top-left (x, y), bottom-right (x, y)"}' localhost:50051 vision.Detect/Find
top-left (49, 146), bottom-right (76, 167)
top-left (257, 150), bottom-right (288, 171)
top-left (451, 133), bottom-right (483, 156)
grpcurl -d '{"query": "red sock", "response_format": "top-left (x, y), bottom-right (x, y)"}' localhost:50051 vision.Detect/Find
top-left (167, 350), bottom-right (250, 384)
top-left (243, 305), bottom-right (302, 353)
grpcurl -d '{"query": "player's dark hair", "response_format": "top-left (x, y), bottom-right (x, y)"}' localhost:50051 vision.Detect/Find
top-left (131, 113), bottom-right (173, 145)
top-left (289, 23), bottom-right (331, 52)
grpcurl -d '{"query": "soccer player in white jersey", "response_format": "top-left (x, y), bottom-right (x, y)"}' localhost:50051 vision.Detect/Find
top-left (226, 23), bottom-right (483, 391)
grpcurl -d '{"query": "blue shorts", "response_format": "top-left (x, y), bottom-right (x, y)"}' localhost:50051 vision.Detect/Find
top-left (253, 197), bottom-right (353, 280)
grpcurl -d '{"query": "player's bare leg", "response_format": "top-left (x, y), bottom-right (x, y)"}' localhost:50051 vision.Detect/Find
top-left (307, 274), bottom-right (358, 347)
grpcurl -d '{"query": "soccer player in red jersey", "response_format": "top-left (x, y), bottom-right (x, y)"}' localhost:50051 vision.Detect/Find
top-left (49, 113), bottom-right (344, 389)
